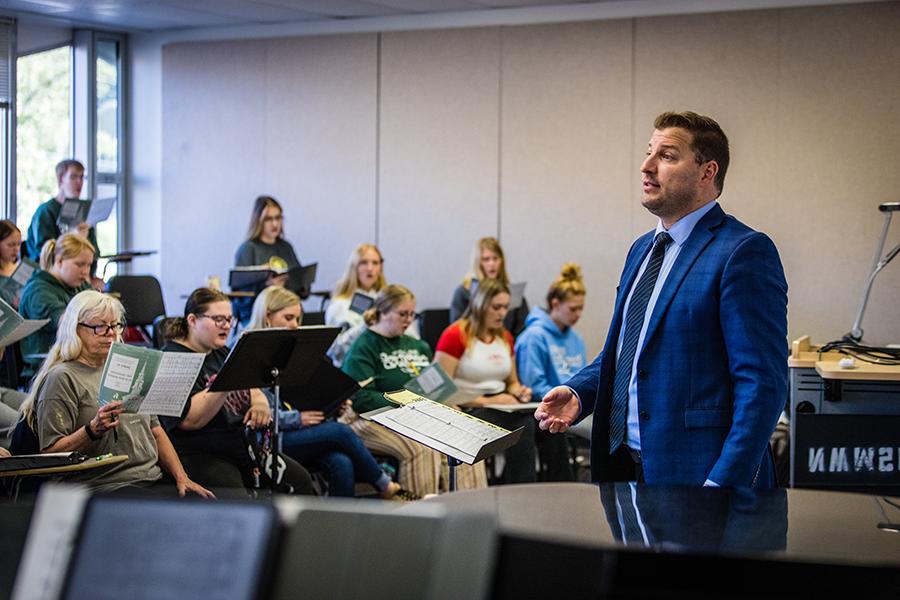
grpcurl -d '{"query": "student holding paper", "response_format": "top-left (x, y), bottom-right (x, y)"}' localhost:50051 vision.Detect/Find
top-left (342, 284), bottom-right (487, 495)
top-left (326, 243), bottom-right (419, 366)
top-left (436, 278), bottom-right (538, 484)
top-left (18, 290), bottom-right (213, 496)
top-left (19, 233), bottom-right (94, 379)
top-left (24, 160), bottom-right (99, 270)
top-left (449, 237), bottom-right (529, 337)
top-left (514, 263), bottom-right (588, 481)
top-left (232, 196), bottom-right (301, 325)
top-left (160, 288), bottom-right (314, 496)
top-left (0, 220), bottom-right (23, 307)
top-left (249, 286), bottom-right (412, 499)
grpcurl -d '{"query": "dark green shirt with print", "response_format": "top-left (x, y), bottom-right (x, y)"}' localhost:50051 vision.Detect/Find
top-left (341, 329), bottom-right (432, 414)
top-left (24, 198), bottom-right (100, 273)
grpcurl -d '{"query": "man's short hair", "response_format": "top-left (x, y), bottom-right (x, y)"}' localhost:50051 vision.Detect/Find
top-left (55, 159), bottom-right (84, 183)
top-left (654, 111), bottom-right (729, 194)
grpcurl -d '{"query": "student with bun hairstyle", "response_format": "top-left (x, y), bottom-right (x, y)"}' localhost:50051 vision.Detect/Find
top-left (232, 195), bottom-right (301, 325)
top-left (249, 286), bottom-right (411, 499)
top-left (161, 287), bottom-right (314, 497)
top-left (436, 278), bottom-right (538, 484)
top-left (19, 232), bottom-right (94, 378)
top-left (514, 262), bottom-right (588, 481)
top-left (342, 284), bottom-right (486, 495)
top-left (449, 237), bottom-right (529, 337)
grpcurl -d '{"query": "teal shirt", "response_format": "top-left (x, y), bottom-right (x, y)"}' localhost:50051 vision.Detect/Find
top-left (24, 198), bottom-right (100, 273)
top-left (341, 329), bottom-right (432, 414)
top-left (19, 269), bottom-right (91, 376)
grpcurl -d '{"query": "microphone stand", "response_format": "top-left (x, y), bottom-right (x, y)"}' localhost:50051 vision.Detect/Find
top-left (846, 202), bottom-right (899, 342)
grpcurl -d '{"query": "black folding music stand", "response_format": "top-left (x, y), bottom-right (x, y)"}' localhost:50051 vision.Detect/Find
top-left (209, 326), bottom-right (340, 494)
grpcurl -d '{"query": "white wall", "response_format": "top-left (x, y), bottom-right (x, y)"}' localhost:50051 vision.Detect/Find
top-left (131, 1), bottom-right (900, 356)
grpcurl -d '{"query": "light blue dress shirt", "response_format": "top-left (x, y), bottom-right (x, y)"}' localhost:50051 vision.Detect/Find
top-left (616, 200), bottom-right (719, 452)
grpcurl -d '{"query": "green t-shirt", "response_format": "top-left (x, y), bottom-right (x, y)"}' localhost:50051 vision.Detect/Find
top-left (35, 360), bottom-right (162, 492)
top-left (341, 329), bottom-right (432, 414)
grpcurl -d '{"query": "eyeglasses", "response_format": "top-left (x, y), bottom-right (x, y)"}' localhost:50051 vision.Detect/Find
top-left (78, 322), bottom-right (126, 336)
top-left (394, 310), bottom-right (419, 320)
top-left (198, 314), bottom-right (235, 328)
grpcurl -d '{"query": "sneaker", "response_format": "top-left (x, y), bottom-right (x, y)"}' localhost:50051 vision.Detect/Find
top-left (389, 488), bottom-right (421, 501)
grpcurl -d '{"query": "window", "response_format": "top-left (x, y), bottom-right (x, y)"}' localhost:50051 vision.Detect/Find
top-left (93, 36), bottom-right (122, 278)
top-left (16, 45), bottom-right (71, 228)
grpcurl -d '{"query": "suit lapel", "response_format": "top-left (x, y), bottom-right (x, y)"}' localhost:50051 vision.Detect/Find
top-left (639, 204), bottom-right (726, 351)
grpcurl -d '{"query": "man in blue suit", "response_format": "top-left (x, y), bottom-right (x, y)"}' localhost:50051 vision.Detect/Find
top-left (535, 111), bottom-right (787, 488)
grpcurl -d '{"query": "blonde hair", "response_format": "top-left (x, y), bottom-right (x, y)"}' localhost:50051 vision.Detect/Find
top-left (19, 291), bottom-right (124, 427)
top-left (39, 232), bottom-right (95, 272)
top-left (460, 278), bottom-right (510, 349)
top-left (249, 286), bottom-right (302, 330)
top-left (463, 237), bottom-right (509, 289)
top-left (363, 284), bottom-right (415, 327)
top-left (546, 262), bottom-right (586, 307)
top-left (333, 243), bottom-right (386, 299)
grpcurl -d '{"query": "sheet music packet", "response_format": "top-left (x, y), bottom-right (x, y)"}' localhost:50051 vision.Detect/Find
top-left (403, 362), bottom-right (480, 407)
top-left (0, 296), bottom-right (49, 346)
top-left (98, 342), bottom-right (204, 417)
top-left (85, 196), bottom-right (116, 226)
top-left (55, 198), bottom-right (91, 228)
top-left (366, 390), bottom-right (514, 464)
top-left (0, 257), bottom-right (37, 299)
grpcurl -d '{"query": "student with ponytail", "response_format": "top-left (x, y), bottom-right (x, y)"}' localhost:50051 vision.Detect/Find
top-left (160, 288), bottom-right (314, 497)
top-left (19, 232), bottom-right (94, 378)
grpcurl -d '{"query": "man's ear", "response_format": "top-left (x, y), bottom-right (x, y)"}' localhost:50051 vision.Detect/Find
top-left (701, 160), bottom-right (719, 186)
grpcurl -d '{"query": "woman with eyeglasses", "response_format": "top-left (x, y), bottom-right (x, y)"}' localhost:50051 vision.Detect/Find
top-left (436, 278), bottom-right (538, 484)
top-left (249, 286), bottom-right (412, 499)
top-left (19, 232), bottom-right (94, 379)
top-left (325, 243), bottom-right (420, 367)
top-left (160, 287), bottom-right (314, 497)
top-left (232, 196), bottom-right (301, 325)
top-left (18, 290), bottom-right (212, 496)
top-left (449, 237), bottom-right (529, 338)
top-left (341, 284), bottom-right (486, 495)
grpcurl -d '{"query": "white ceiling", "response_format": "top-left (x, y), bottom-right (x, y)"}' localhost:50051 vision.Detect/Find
top-left (0, 0), bottom-right (627, 32)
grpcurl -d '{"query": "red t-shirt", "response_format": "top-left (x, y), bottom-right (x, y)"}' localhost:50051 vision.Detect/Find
top-left (435, 321), bottom-right (514, 359)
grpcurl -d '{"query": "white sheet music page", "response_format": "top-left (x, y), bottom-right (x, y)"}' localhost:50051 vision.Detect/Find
top-left (374, 399), bottom-right (509, 462)
top-left (140, 352), bottom-right (205, 416)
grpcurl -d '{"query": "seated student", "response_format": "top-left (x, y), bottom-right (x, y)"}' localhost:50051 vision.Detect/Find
top-left (341, 285), bottom-right (487, 496)
top-left (232, 196), bottom-right (301, 325)
top-left (449, 237), bottom-right (529, 337)
top-left (24, 159), bottom-right (100, 277)
top-left (161, 288), bottom-right (314, 497)
top-left (436, 278), bottom-right (538, 484)
top-left (19, 233), bottom-right (94, 379)
top-left (0, 219), bottom-right (24, 308)
top-left (249, 286), bottom-right (410, 499)
top-left (18, 290), bottom-right (212, 496)
top-left (325, 243), bottom-right (419, 366)
top-left (514, 263), bottom-right (588, 481)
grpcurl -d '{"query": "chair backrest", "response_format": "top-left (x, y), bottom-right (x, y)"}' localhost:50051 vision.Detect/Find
top-left (418, 308), bottom-right (450, 353)
top-left (10, 417), bottom-right (40, 456)
top-left (105, 275), bottom-right (166, 327)
top-left (302, 311), bottom-right (326, 326)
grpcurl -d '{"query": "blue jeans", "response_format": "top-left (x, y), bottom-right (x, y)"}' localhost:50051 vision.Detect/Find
top-left (280, 421), bottom-right (386, 497)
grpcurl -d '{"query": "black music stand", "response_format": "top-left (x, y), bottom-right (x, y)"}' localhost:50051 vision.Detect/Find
top-left (209, 326), bottom-right (340, 494)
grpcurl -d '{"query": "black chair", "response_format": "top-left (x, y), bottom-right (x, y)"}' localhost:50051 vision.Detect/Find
top-left (106, 275), bottom-right (166, 340)
top-left (418, 308), bottom-right (450, 352)
top-left (303, 311), bottom-right (326, 326)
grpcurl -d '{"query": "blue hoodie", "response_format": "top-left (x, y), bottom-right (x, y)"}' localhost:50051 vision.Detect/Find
top-left (515, 306), bottom-right (587, 400)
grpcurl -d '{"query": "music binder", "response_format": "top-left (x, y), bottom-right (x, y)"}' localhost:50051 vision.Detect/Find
top-left (229, 262), bottom-right (317, 299)
top-left (280, 358), bottom-right (360, 416)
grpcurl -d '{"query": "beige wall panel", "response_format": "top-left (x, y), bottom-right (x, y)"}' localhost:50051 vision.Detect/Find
top-left (264, 34), bottom-right (378, 302)
top-left (500, 20), bottom-right (634, 358)
top-left (776, 2), bottom-right (900, 345)
top-left (379, 28), bottom-right (501, 310)
top-left (162, 40), bottom-right (268, 308)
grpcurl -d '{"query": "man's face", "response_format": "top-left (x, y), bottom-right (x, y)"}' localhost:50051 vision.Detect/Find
top-left (59, 167), bottom-right (85, 199)
top-left (640, 127), bottom-right (707, 222)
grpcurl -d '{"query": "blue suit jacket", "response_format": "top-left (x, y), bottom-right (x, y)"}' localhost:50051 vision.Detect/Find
top-left (567, 204), bottom-right (788, 488)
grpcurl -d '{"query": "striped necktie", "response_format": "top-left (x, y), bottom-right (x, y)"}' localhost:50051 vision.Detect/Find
top-left (609, 231), bottom-right (672, 453)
